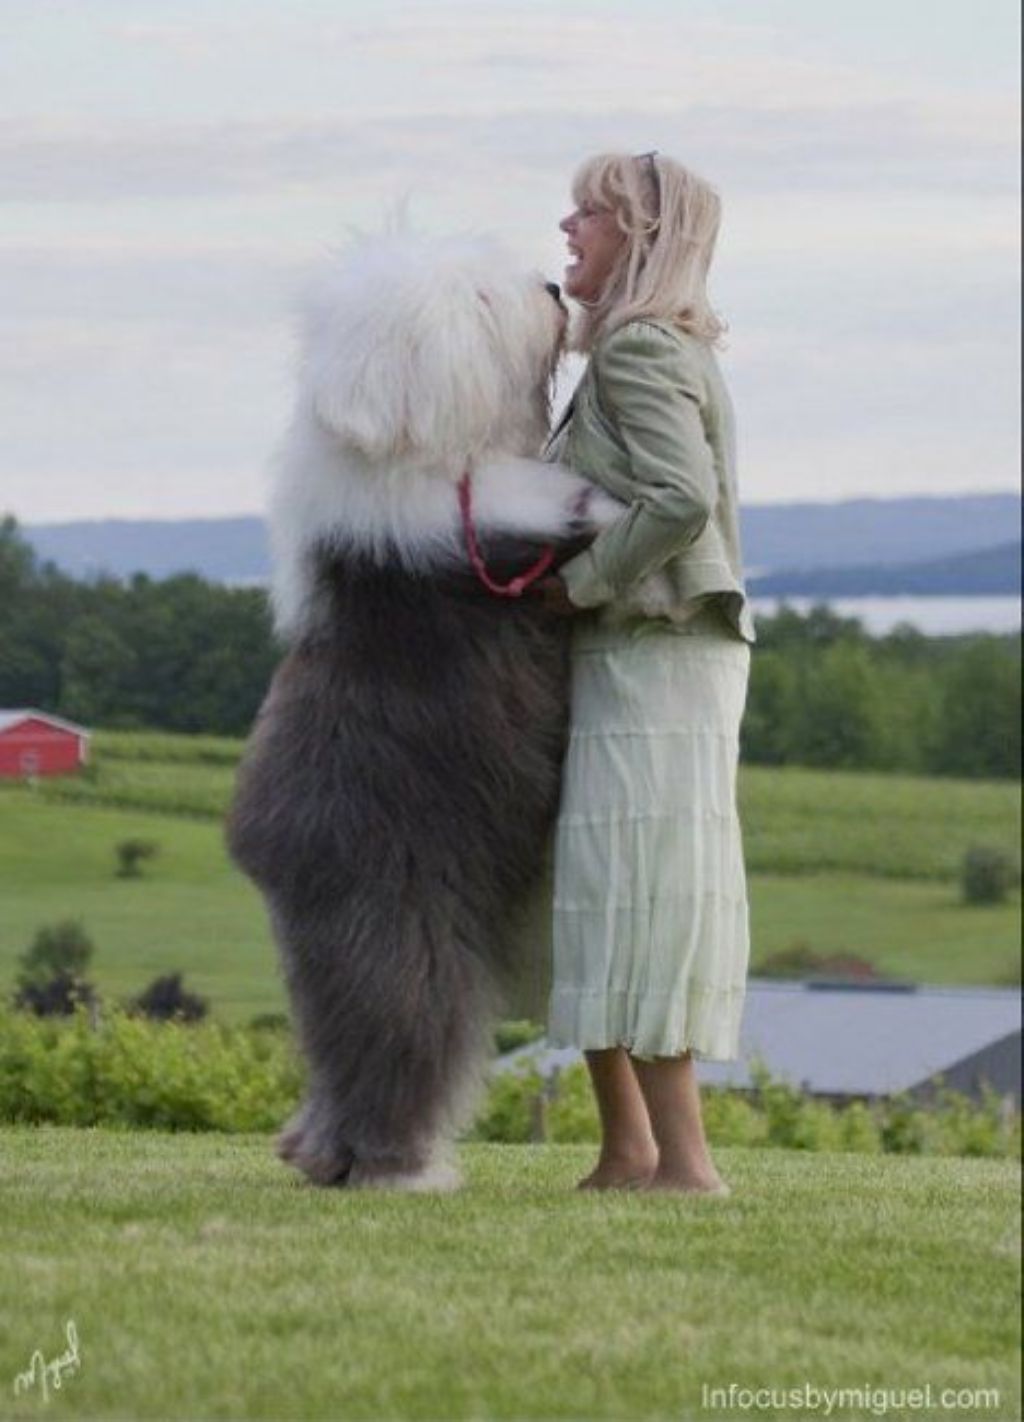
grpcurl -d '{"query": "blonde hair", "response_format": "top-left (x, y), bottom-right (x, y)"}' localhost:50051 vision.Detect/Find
top-left (569, 151), bottom-right (727, 351)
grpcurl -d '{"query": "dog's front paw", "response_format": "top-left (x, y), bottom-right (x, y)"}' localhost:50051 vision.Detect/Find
top-left (287, 1137), bottom-right (356, 1187)
top-left (276, 1099), bottom-right (355, 1186)
top-left (275, 1103), bottom-right (313, 1163)
top-left (574, 486), bottom-right (623, 532)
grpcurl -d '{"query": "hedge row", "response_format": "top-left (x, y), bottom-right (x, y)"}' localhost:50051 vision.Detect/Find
top-left (474, 1058), bottom-right (1020, 1157)
top-left (0, 1007), bottom-right (302, 1132)
top-left (2, 1009), bottom-right (1018, 1157)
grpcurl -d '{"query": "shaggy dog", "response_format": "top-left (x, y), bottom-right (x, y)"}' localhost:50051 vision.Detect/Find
top-left (227, 234), bottom-right (616, 1191)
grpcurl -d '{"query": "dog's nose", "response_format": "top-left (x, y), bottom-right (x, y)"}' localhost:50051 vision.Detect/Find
top-left (545, 281), bottom-right (562, 303)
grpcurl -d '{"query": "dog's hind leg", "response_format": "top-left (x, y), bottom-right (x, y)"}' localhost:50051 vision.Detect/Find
top-left (274, 884), bottom-right (501, 1192)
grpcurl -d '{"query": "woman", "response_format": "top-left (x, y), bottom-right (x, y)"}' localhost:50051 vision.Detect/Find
top-left (538, 151), bottom-right (756, 1195)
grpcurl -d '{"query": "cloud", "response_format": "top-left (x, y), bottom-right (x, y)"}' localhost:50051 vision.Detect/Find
top-left (0, 0), bottom-right (1018, 519)
top-left (0, 249), bottom-right (308, 328)
top-left (114, 21), bottom-right (218, 64)
top-left (0, 96), bottom-right (1015, 206)
top-left (0, 317), bottom-right (288, 521)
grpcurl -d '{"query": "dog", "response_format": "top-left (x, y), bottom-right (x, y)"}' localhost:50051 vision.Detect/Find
top-left (226, 233), bottom-right (617, 1190)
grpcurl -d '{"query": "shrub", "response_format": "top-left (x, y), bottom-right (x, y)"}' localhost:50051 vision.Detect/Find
top-left (749, 1060), bottom-right (811, 1148)
top-left (0, 1008), bottom-right (1017, 1157)
top-left (878, 1091), bottom-right (938, 1154)
top-left (131, 973), bottom-right (208, 1023)
top-left (701, 1087), bottom-right (766, 1147)
top-left (755, 943), bottom-right (823, 979)
top-left (467, 1055), bottom-right (1019, 1158)
top-left (837, 1100), bottom-right (883, 1153)
top-left (14, 970), bottom-right (99, 1019)
top-left (18, 919), bottom-right (95, 981)
top-left (494, 1020), bottom-right (545, 1054)
top-left (248, 1012), bottom-right (291, 1032)
top-left (758, 944), bottom-right (883, 981)
top-left (13, 921), bottom-right (99, 1018)
top-left (470, 1062), bottom-right (543, 1144)
top-left (0, 1005), bottom-right (303, 1131)
top-left (546, 1065), bottom-right (600, 1142)
top-left (962, 845), bottom-right (1014, 905)
top-left (115, 838), bottom-right (160, 878)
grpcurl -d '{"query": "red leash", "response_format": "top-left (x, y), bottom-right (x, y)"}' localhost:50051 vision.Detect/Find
top-left (457, 471), bottom-right (556, 598)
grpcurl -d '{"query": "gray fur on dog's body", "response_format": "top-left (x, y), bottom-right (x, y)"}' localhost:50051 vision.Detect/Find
top-left (225, 235), bottom-right (617, 1189)
top-left (228, 537), bottom-right (585, 1186)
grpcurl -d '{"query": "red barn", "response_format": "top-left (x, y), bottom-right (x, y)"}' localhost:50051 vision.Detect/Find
top-left (0, 710), bottom-right (90, 778)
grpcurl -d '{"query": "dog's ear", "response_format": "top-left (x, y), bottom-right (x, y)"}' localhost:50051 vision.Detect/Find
top-left (306, 332), bottom-right (418, 461)
top-left (298, 243), bottom-right (525, 467)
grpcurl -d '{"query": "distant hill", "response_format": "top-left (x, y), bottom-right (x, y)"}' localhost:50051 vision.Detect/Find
top-left (21, 517), bottom-right (267, 583)
top-left (749, 540), bottom-right (1022, 597)
top-left (19, 491), bottom-right (1022, 588)
top-left (740, 493), bottom-right (1020, 574)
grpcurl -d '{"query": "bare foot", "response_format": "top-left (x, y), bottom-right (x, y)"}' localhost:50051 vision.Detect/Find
top-left (577, 1148), bottom-right (659, 1191)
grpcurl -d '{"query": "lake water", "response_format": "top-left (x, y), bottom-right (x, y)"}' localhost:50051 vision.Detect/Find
top-left (750, 595), bottom-right (1022, 636)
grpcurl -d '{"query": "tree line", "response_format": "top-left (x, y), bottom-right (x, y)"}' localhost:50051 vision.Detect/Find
top-left (1, 516), bottom-right (276, 736)
top-left (2, 516), bottom-right (1019, 778)
top-left (745, 606), bottom-right (1020, 779)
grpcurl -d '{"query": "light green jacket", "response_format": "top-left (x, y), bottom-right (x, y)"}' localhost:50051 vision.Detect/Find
top-left (545, 318), bottom-right (757, 644)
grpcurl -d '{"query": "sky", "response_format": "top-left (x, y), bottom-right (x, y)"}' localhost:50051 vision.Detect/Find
top-left (1, 0), bottom-right (1020, 523)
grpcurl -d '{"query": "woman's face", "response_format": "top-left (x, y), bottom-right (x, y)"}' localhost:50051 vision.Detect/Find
top-left (559, 200), bottom-right (624, 302)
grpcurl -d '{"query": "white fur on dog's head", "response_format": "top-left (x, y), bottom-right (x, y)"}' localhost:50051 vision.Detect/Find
top-left (298, 232), bottom-right (561, 470)
top-left (268, 233), bottom-right (618, 640)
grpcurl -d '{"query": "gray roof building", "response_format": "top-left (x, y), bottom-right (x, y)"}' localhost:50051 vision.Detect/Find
top-left (498, 979), bottom-right (1022, 1104)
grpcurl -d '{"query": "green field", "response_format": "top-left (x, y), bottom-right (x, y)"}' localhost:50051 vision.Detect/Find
top-left (1, 797), bottom-right (278, 1022)
top-left (1, 1129), bottom-right (1019, 1422)
top-left (0, 734), bottom-right (1019, 1022)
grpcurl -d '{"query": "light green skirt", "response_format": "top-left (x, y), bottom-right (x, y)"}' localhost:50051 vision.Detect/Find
top-left (547, 601), bottom-right (752, 1062)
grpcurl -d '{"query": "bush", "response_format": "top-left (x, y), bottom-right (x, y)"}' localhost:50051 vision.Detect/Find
top-left (248, 1012), bottom-right (290, 1032)
top-left (470, 1061), bottom-right (544, 1143)
top-left (0, 1005), bottom-right (303, 1131)
top-left (838, 1100), bottom-right (883, 1153)
top-left (546, 1065), bottom-right (600, 1142)
top-left (758, 944), bottom-right (883, 981)
top-left (13, 921), bottom-right (99, 1017)
top-left (702, 1087), bottom-right (766, 1147)
top-left (131, 973), bottom-right (208, 1023)
top-left (962, 845), bottom-right (1014, 905)
top-left (494, 1020), bottom-right (545, 1054)
top-left (468, 1056), bottom-right (1018, 1158)
top-left (14, 970), bottom-right (99, 1019)
top-left (18, 919), bottom-right (95, 981)
top-left (115, 838), bottom-right (160, 878)
top-left (0, 1008), bottom-right (1017, 1156)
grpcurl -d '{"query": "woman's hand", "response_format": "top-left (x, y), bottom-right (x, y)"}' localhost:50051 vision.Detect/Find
top-left (532, 575), bottom-right (579, 616)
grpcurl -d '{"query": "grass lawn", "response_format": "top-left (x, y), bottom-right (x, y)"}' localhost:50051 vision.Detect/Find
top-left (1, 787), bottom-right (1020, 1022)
top-left (749, 873), bottom-right (1020, 985)
top-left (0, 795), bottom-right (280, 1023)
top-left (1, 1130), bottom-right (1019, 1421)
top-left (739, 765), bottom-right (1021, 882)
top-left (23, 753), bottom-right (1022, 884)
